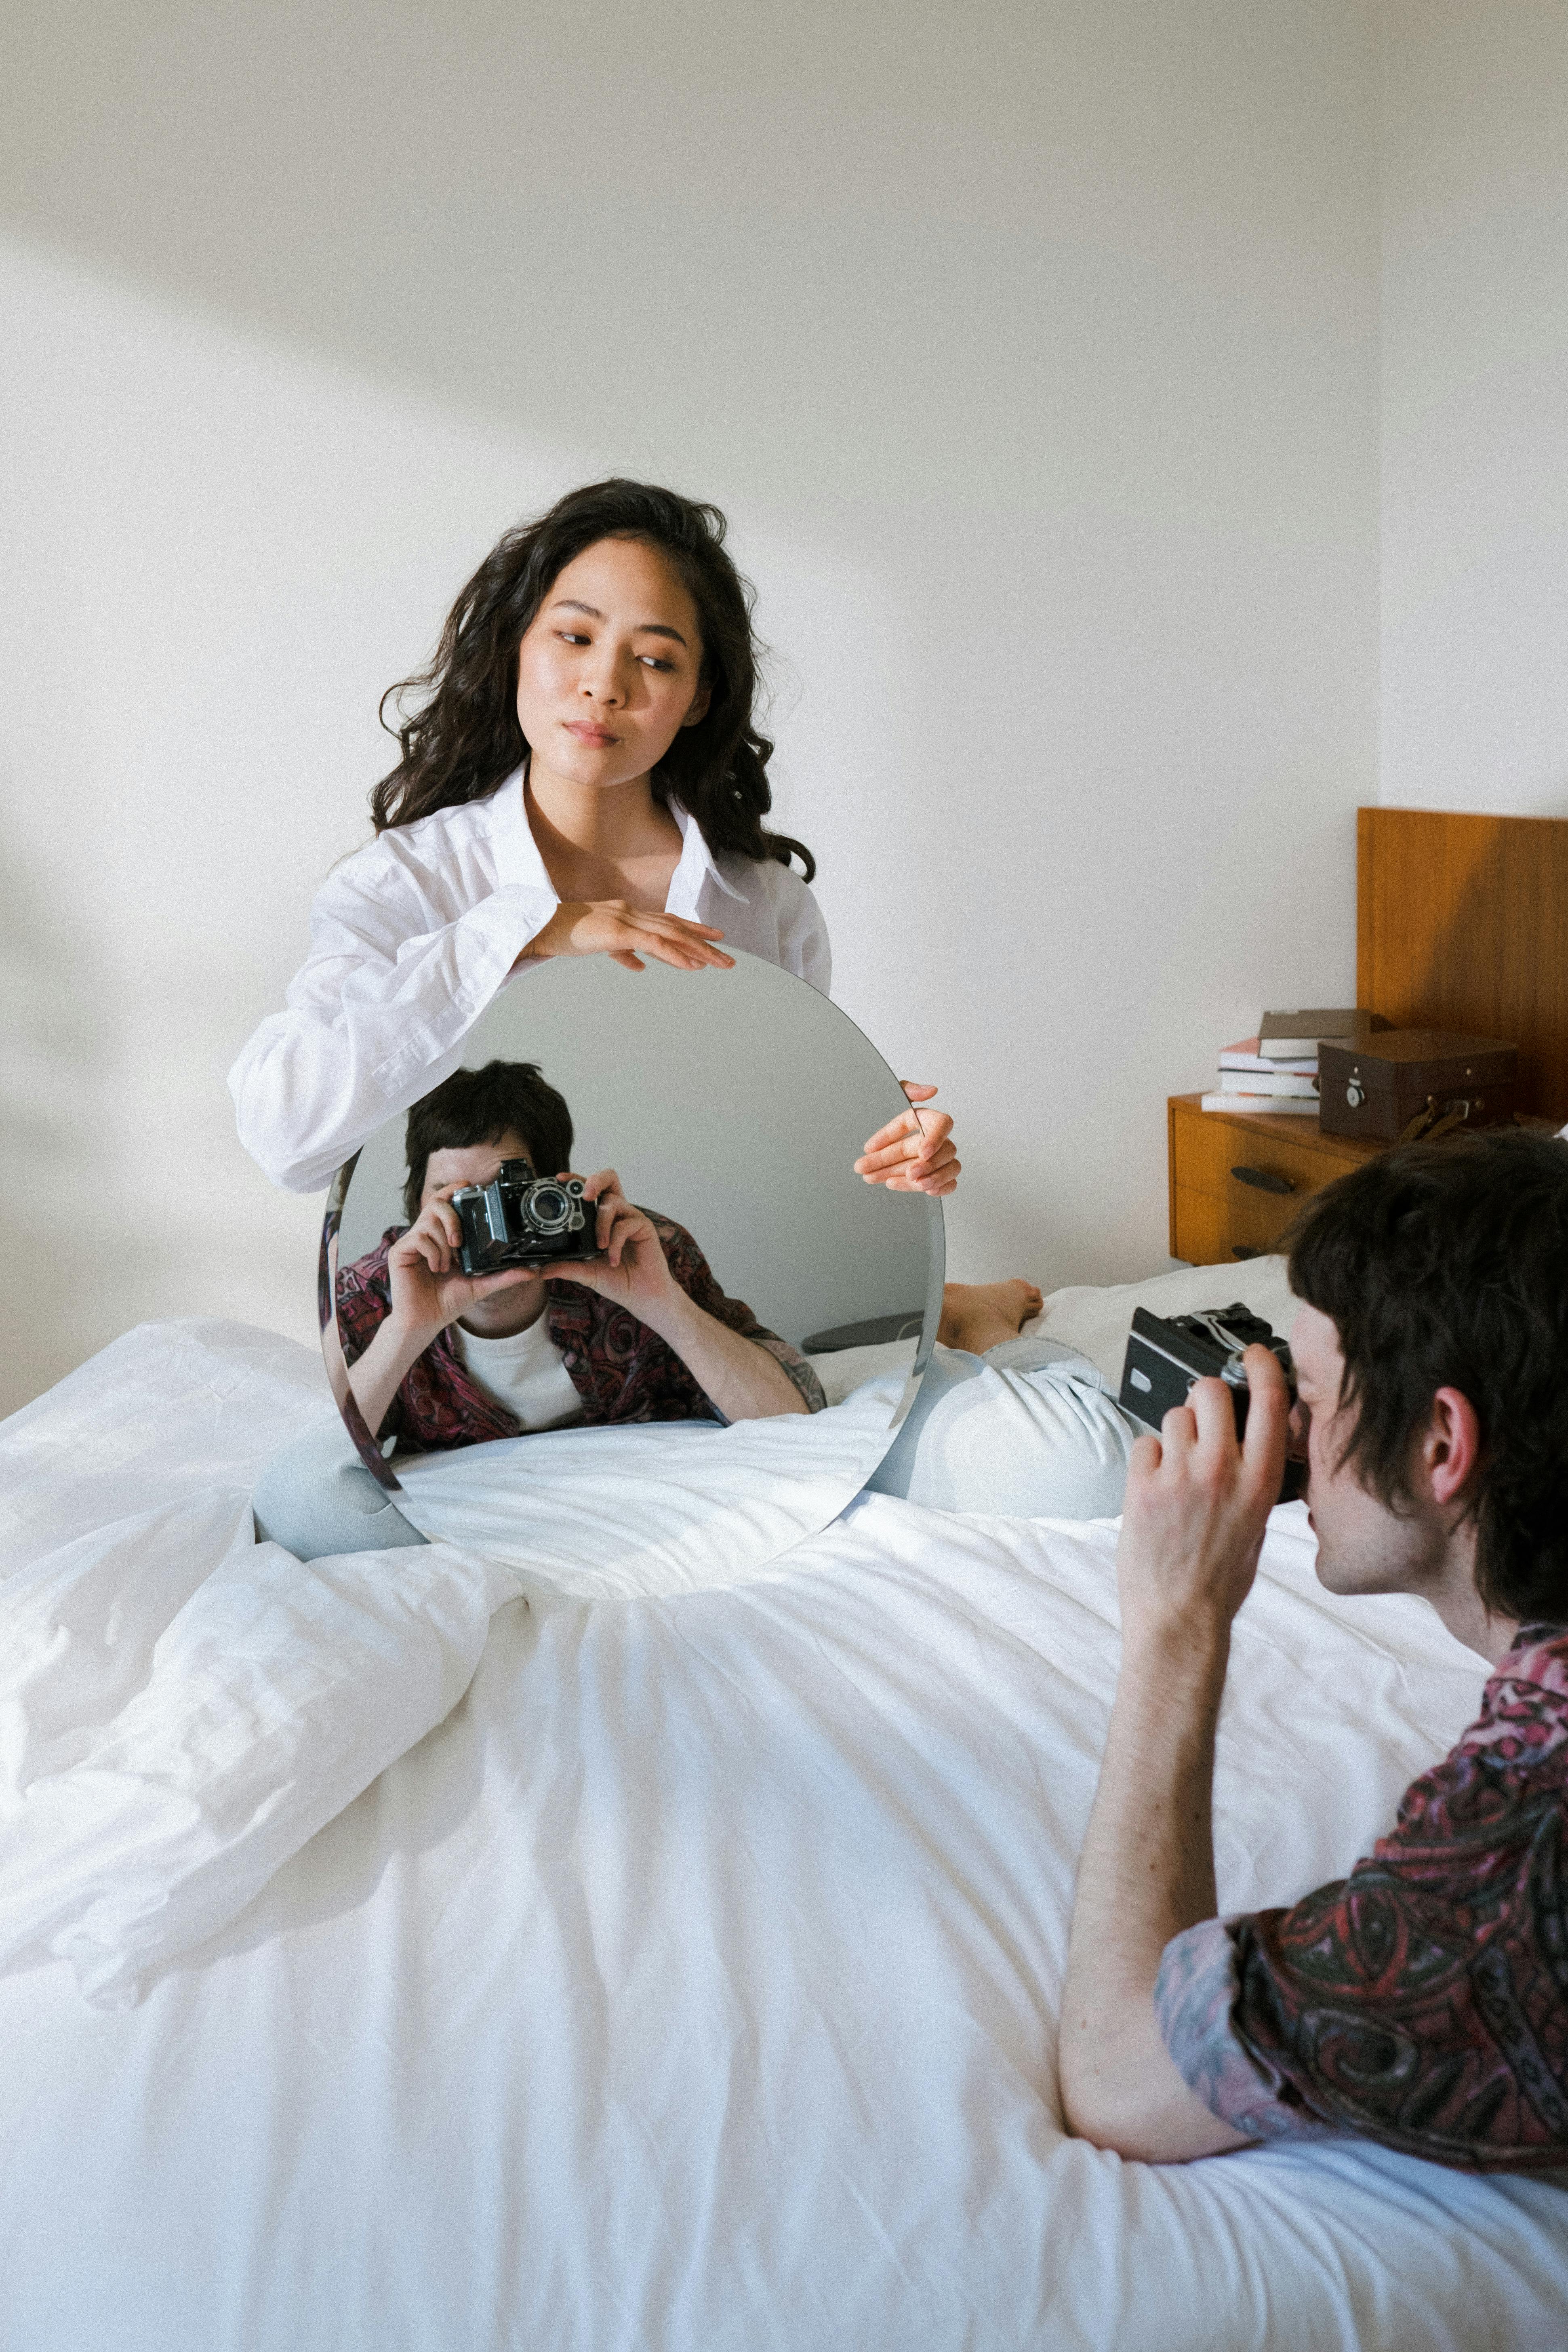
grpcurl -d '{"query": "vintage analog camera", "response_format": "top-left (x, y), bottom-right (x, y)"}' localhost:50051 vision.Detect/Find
top-left (1118, 1301), bottom-right (1304, 1501)
top-left (449, 1159), bottom-right (598, 1275)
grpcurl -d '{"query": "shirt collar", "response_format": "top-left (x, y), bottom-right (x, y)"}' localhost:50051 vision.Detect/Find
top-left (489, 766), bottom-right (556, 897)
top-left (492, 766), bottom-right (746, 908)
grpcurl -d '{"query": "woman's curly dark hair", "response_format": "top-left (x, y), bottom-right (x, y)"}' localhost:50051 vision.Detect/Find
top-left (1285, 1128), bottom-right (1568, 1624)
top-left (371, 478), bottom-right (814, 880)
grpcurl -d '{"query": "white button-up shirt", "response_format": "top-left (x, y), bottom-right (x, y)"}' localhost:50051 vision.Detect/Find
top-left (229, 769), bottom-right (831, 1192)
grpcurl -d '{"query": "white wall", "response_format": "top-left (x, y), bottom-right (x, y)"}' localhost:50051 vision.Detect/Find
top-left (0, 2), bottom-right (1382, 1416)
top-left (1381, 1), bottom-right (1568, 815)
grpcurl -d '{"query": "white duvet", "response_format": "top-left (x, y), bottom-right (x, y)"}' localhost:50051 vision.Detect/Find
top-left (1, 1320), bottom-right (1565, 2350)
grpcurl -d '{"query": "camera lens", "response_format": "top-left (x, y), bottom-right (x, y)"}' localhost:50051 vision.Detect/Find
top-left (525, 1183), bottom-right (572, 1232)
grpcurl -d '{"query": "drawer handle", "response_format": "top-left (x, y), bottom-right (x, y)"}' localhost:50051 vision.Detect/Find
top-left (1230, 1165), bottom-right (1296, 1196)
top-left (1231, 1244), bottom-right (1263, 1260)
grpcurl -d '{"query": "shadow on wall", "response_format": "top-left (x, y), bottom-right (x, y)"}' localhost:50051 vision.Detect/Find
top-left (0, 0), bottom-right (1388, 1379)
top-left (0, 236), bottom-right (911, 1410)
top-left (0, 850), bottom-right (177, 1417)
top-left (0, 825), bottom-right (329, 1418)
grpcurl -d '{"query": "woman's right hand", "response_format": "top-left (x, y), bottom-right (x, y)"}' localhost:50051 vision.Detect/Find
top-left (385, 1191), bottom-right (541, 1338)
top-left (516, 902), bottom-right (735, 975)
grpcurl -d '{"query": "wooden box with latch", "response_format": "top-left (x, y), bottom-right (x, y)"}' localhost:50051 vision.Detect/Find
top-left (1317, 1030), bottom-right (1520, 1144)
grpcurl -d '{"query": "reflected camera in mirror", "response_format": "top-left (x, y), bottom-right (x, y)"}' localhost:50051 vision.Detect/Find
top-left (451, 1160), bottom-right (598, 1274)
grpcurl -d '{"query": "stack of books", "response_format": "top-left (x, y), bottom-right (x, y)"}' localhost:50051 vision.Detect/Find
top-left (1200, 1009), bottom-right (1375, 1116)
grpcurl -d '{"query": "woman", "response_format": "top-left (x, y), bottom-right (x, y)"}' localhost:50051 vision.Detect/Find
top-left (229, 478), bottom-right (956, 1198)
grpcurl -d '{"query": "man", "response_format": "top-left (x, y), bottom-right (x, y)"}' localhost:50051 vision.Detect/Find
top-left (337, 1058), bottom-right (822, 1447)
top-left (1059, 1129), bottom-right (1568, 2173)
top-left (254, 1059), bottom-right (822, 1561)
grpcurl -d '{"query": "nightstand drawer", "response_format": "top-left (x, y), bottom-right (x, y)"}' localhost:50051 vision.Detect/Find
top-left (1172, 1178), bottom-right (1299, 1261)
top-left (1168, 1096), bottom-right (1381, 1266)
top-left (1173, 1114), bottom-right (1349, 1206)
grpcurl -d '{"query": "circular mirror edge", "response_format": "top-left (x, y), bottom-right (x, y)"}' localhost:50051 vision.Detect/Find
top-left (866, 1191), bottom-right (946, 1463)
top-left (777, 966), bottom-right (947, 1492)
top-left (318, 1147), bottom-right (403, 1493)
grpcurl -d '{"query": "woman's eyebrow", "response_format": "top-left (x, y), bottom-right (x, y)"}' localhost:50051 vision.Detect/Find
top-left (549, 597), bottom-right (688, 647)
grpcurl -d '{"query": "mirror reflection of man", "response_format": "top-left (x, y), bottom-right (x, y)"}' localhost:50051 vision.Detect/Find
top-left (338, 1058), bottom-right (823, 1439)
top-left (342, 1059), bottom-right (825, 1444)
top-left (254, 1060), bottom-right (822, 1560)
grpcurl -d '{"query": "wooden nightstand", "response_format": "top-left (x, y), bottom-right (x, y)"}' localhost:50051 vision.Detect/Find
top-left (1168, 1094), bottom-right (1384, 1266)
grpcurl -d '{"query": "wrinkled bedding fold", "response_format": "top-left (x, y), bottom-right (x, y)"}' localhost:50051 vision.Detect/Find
top-left (1, 1318), bottom-right (1563, 2350)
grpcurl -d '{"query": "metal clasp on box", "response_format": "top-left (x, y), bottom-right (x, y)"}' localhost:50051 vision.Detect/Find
top-left (1398, 1094), bottom-right (1481, 1146)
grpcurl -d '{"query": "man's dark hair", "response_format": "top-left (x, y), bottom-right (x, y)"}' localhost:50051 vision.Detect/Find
top-left (402, 1060), bottom-right (575, 1223)
top-left (1285, 1129), bottom-right (1568, 1624)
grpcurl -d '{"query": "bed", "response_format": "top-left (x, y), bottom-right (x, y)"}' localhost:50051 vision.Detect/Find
top-left (3, 1306), bottom-right (1565, 2351)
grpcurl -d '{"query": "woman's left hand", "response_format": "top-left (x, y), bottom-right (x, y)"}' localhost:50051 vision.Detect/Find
top-left (854, 1082), bottom-right (960, 1197)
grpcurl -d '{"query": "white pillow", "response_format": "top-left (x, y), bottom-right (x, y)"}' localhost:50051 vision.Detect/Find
top-left (1025, 1256), bottom-right (1299, 1390)
top-left (0, 1511), bottom-right (512, 2009)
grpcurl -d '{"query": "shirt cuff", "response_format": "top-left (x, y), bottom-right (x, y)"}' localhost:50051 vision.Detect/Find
top-left (1155, 1916), bottom-right (1333, 2144)
top-left (372, 885), bottom-right (559, 1097)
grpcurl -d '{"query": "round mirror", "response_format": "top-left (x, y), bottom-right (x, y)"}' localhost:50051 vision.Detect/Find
top-left (318, 953), bottom-right (943, 1599)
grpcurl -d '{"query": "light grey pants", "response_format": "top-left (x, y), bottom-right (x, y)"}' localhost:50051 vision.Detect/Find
top-left (864, 1335), bottom-right (1141, 1518)
top-left (252, 1412), bottom-right (429, 1562)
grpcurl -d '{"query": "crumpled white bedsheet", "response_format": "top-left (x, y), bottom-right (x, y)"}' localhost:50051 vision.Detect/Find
top-left (0, 1323), bottom-right (911, 2004)
top-left (2, 1318), bottom-right (1566, 2351)
top-left (0, 1322), bottom-right (514, 2007)
top-left (393, 1371), bottom-right (911, 1598)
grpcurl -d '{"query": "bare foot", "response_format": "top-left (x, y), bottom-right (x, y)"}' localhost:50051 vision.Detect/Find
top-left (937, 1277), bottom-right (1044, 1355)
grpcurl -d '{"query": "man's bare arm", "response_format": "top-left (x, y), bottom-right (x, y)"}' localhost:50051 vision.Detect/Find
top-left (644, 1287), bottom-right (810, 1421)
top-left (554, 1174), bottom-right (808, 1423)
top-left (1057, 1350), bottom-right (1289, 2160)
top-left (1058, 1621), bottom-right (1251, 2158)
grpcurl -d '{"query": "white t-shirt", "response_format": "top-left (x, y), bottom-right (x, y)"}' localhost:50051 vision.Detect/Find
top-left (450, 1314), bottom-right (585, 1433)
top-left (228, 770), bottom-right (831, 1192)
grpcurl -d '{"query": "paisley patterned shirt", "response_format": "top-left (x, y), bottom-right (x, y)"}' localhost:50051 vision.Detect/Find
top-left (1155, 1624), bottom-right (1568, 2171)
top-left (336, 1216), bottom-right (825, 1451)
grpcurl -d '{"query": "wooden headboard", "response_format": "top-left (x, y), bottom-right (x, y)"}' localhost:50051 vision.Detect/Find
top-left (1358, 807), bottom-right (1568, 1121)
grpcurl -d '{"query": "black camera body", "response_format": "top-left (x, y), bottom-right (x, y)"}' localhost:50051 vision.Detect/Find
top-left (449, 1160), bottom-right (598, 1276)
top-left (1118, 1301), bottom-right (1303, 1500)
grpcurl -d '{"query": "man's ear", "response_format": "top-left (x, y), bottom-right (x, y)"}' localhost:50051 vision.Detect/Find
top-left (1424, 1387), bottom-right (1483, 1512)
top-left (680, 682), bottom-right (712, 729)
